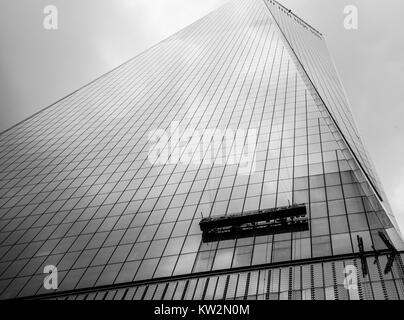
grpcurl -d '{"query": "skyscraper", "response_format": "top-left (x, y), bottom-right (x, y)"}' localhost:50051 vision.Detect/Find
top-left (0, 0), bottom-right (403, 300)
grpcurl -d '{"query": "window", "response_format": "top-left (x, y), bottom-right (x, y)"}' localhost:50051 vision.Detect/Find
top-left (252, 243), bottom-right (271, 265)
top-left (163, 237), bottom-right (185, 256)
top-left (193, 251), bottom-right (215, 273)
top-left (212, 248), bottom-right (233, 270)
top-left (154, 256), bottom-right (177, 278)
top-left (311, 218), bottom-right (329, 236)
top-left (309, 174), bottom-right (324, 188)
top-left (325, 173), bottom-right (340, 186)
top-left (310, 202), bottom-right (327, 218)
top-left (145, 239), bottom-right (167, 259)
top-left (328, 200), bottom-right (345, 216)
top-left (162, 208), bottom-right (181, 223)
top-left (172, 220), bottom-right (191, 237)
top-left (331, 234), bottom-right (352, 255)
top-left (348, 213), bottom-right (368, 232)
top-left (181, 235), bottom-right (201, 254)
top-left (232, 245), bottom-right (253, 268)
top-left (292, 238), bottom-right (311, 260)
top-left (272, 240), bottom-right (291, 263)
top-left (330, 216), bottom-right (349, 234)
top-left (137, 225), bottom-right (158, 242)
top-left (134, 258), bottom-right (159, 281)
top-left (345, 197), bottom-right (364, 214)
top-left (91, 247), bottom-right (114, 266)
top-left (312, 236), bottom-right (331, 257)
top-left (310, 187), bottom-right (326, 202)
top-left (326, 186), bottom-right (343, 201)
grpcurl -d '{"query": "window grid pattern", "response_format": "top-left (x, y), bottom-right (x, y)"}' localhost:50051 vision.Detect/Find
top-left (265, 0), bottom-right (401, 234)
top-left (0, 0), bottom-right (402, 299)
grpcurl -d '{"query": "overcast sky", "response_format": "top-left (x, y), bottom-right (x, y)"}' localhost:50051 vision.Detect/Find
top-left (0, 0), bottom-right (403, 232)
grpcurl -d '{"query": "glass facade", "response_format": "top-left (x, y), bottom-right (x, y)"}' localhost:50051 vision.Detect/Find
top-left (48, 253), bottom-right (404, 301)
top-left (0, 0), bottom-right (403, 299)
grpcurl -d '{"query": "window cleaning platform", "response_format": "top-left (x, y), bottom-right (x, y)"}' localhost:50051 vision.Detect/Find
top-left (199, 203), bottom-right (309, 242)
